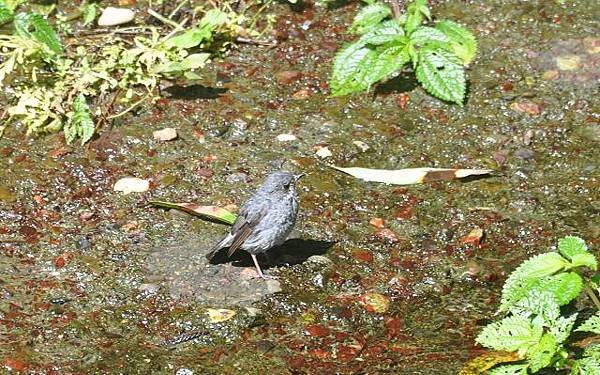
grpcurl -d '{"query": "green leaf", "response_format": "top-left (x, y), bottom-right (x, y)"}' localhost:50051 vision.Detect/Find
top-left (154, 53), bottom-right (210, 73)
top-left (476, 315), bottom-right (543, 353)
top-left (330, 41), bottom-right (378, 96)
top-left (409, 26), bottom-right (449, 47)
top-left (358, 20), bottom-right (405, 45)
top-left (499, 252), bottom-right (569, 312)
top-left (0, 4), bottom-right (13, 26)
top-left (404, 10), bottom-right (423, 35)
top-left (198, 9), bottom-right (229, 29)
top-left (571, 357), bottom-right (600, 375)
top-left (570, 252), bottom-right (597, 270)
top-left (65, 94), bottom-right (95, 145)
top-left (527, 333), bottom-right (558, 372)
top-left (364, 44), bottom-right (410, 86)
top-left (14, 13), bottom-right (63, 54)
top-left (349, 3), bottom-right (392, 35)
top-left (164, 26), bottom-right (213, 49)
top-left (576, 312), bottom-right (600, 334)
top-left (558, 236), bottom-right (592, 266)
top-left (510, 291), bottom-right (559, 324)
top-left (533, 272), bottom-right (583, 306)
top-left (81, 1), bottom-right (99, 27)
top-left (415, 45), bottom-right (466, 104)
top-left (435, 20), bottom-right (477, 64)
top-left (487, 364), bottom-right (528, 375)
top-left (549, 313), bottom-right (577, 344)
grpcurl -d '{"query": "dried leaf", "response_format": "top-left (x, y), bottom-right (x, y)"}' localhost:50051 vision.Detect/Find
top-left (332, 166), bottom-right (492, 185)
top-left (149, 200), bottom-right (236, 225)
top-left (206, 308), bottom-right (236, 323)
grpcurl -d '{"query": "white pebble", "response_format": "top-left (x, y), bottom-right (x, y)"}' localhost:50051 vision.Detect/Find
top-left (114, 177), bottom-right (150, 194)
top-left (276, 133), bottom-right (297, 142)
top-left (315, 146), bottom-right (332, 159)
top-left (98, 7), bottom-right (135, 26)
top-left (153, 127), bottom-right (178, 141)
top-left (352, 140), bottom-right (370, 152)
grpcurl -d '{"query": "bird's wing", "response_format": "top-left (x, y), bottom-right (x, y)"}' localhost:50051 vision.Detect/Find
top-left (226, 198), bottom-right (268, 258)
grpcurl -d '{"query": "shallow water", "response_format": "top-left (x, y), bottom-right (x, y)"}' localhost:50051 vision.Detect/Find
top-left (0, 0), bottom-right (598, 373)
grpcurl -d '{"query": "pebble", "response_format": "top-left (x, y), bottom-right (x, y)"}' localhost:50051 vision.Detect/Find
top-left (305, 255), bottom-right (334, 268)
top-left (98, 7), bottom-right (135, 26)
top-left (153, 128), bottom-right (178, 141)
top-left (353, 140), bottom-right (370, 152)
top-left (315, 146), bottom-right (332, 159)
top-left (226, 172), bottom-right (249, 184)
top-left (113, 177), bottom-right (150, 194)
top-left (226, 119), bottom-right (249, 142)
top-left (514, 148), bottom-right (535, 160)
top-left (266, 279), bottom-right (282, 293)
top-left (138, 283), bottom-right (160, 295)
top-left (276, 134), bottom-right (297, 142)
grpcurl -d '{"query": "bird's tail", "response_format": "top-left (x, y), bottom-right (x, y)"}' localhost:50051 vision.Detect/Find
top-left (205, 234), bottom-right (232, 260)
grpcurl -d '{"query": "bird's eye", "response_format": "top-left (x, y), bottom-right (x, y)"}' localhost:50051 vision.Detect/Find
top-left (283, 182), bottom-right (291, 190)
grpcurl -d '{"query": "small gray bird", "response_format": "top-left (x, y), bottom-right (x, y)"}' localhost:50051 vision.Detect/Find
top-left (206, 171), bottom-right (304, 279)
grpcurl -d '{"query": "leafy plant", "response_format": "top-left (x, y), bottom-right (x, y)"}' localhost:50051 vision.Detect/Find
top-left (474, 236), bottom-right (600, 374)
top-left (330, 0), bottom-right (476, 104)
top-left (0, 5), bottom-right (247, 144)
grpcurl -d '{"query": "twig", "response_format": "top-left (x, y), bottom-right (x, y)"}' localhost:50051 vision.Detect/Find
top-left (585, 284), bottom-right (600, 310)
top-left (391, 0), bottom-right (401, 19)
top-left (169, 0), bottom-right (190, 19)
top-left (106, 88), bottom-right (155, 120)
top-left (235, 37), bottom-right (277, 47)
top-left (147, 8), bottom-right (185, 30)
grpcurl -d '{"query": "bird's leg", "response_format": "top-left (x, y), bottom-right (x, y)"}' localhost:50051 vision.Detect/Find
top-left (251, 254), bottom-right (277, 280)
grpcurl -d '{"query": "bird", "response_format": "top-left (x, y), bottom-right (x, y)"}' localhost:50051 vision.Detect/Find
top-left (206, 171), bottom-right (304, 279)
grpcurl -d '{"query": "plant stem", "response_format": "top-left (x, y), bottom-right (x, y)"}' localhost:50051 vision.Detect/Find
top-left (585, 284), bottom-right (600, 310)
top-left (391, 0), bottom-right (401, 19)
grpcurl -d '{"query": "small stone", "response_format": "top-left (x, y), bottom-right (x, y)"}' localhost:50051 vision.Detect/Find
top-left (153, 128), bottom-right (178, 141)
top-left (266, 279), bottom-right (282, 293)
top-left (315, 146), bottom-right (332, 159)
top-left (98, 7), bottom-right (135, 26)
top-left (510, 101), bottom-right (541, 116)
top-left (292, 89), bottom-right (312, 100)
top-left (114, 177), bottom-right (150, 194)
top-left (305, 255), bottom-right (333, 267)
top-left (369, 217), bottom-right (385, 228)
top-left (541, 70), bottom-right (560, 81)
top-left (226, 119), bottom-right (249, 142)
top-left (556, 55), bottom-right (581, 71)
top-left (226, 172), bottom-right (249, 184)
top-left (276, 134), bottom-right (297, 142)
top-left (352, 140), bottom-right (370, 152)
top-left (514, 148), bottom-right (535, 160)
top-left (206, 308), bottom-right (236, 323)
top-left (276, 70), bottom-right (302, 85)
top-left (138, 283), bottom-right (160, 295)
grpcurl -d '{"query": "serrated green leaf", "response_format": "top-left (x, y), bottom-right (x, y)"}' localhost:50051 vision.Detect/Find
top-left (571, 357), bottom-right (600, 375)
top-left (0, 4), bottom-right (13, 26)
top-left (570, 252), bottom-right (597, 270)
top-left (549, 313), bottom-right (577, 344)
top-left (65, 94), bottom-right (95, 145)
top-left (487, 364), bottom-right (528, 375)
top-left (584, 344), bottom-right (600, 360)
top-left (576, 312), bottom-right (600, 334)
top-left (415, 46), bottom-right (465, 104)
top-left (533, 272), bottom-right (583, 306)
top-left (510, 291), bottom-right (559, 324)
top-left (330, 41), bottom-right (378, 96)
top-left (349, 3), bottom-right (392, 35)
top-left (476, 315), bottom-right (543, 353)
top-left (358, 20), bottom-right (405, 45)
top-left (499, 252), bottom-right (569, 312)
top-left (363, 44), bottom-right (410, 86)
top-left (404, 9), bottom-right (423, 35)
top-left (14, 13), bottom-right (63, 54)
top-left (435, 20), bottom-right (477, 64)
top-left (558, 236), bottom-right (588, 258)
top-left (527, 333), bottom-right (558, 372)
top-left (410, 26), bottom-right (449, 47)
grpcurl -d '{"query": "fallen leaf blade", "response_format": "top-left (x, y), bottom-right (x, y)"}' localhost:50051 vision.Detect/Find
top-left (149, 200), bottom-right (237, 225)
top-left (332, 166), bottom-right (492, 185)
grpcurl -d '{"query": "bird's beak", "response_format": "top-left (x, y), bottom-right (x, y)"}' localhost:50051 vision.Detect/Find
top-left (294, 173), bottom-right (306, 182)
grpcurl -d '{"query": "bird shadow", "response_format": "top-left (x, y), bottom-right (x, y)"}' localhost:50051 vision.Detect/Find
top-left (207, 239), bottom-right (336, 270)
top-left (163, 84), bottom-right (227, 100)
